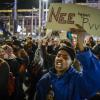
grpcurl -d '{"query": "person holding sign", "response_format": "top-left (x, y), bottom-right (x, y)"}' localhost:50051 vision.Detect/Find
top-left (34, 24), bottom-right (100, 100)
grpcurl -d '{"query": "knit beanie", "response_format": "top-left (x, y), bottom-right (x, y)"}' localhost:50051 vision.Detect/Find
top-left (58, 46), bottom-right (76, 61)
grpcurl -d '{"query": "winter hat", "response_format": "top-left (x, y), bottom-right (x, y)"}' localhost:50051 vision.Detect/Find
top-left (58, 46), bottom-right (75, 61)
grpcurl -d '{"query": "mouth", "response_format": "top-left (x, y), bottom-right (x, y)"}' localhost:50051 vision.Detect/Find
top-left (56, 60), bottom-right (63, 67)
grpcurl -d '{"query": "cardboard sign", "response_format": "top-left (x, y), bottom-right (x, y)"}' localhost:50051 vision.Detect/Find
top-left (46, 3), bottom-right (100, 36)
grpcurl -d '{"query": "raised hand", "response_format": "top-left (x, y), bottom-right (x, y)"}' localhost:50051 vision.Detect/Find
top-left (70, 24), bottom-right (88, 51)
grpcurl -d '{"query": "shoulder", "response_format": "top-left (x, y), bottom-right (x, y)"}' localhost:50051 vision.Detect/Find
top-left (37, 72), bottom-right (51, 87)
top-left (39, 72), bottom-right (51, 82)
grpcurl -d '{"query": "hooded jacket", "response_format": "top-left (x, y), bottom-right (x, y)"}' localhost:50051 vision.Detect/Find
top-left (35, 50), bottom-right (100, 100)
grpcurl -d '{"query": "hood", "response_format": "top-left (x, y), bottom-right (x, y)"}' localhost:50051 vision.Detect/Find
top-left (49, 66), bottom-right (77, 80)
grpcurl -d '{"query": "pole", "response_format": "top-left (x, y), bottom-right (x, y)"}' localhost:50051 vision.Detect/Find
top-left (22, 17), bottom-right (24, 37)
top-left (13, 0), bottom-right (17, 34)
top-left (39, 0), bottom-right (42, 28)
top-left (35, 16), bottom-right (37, 33)
top-left (32, 8), bottom-right (34, 35)
top-left (8, 16), bottom-right (10, 32)
top-left (45, 0), bottom-right (48, 22)
top-left (42, 1), bottom-right (44, 26)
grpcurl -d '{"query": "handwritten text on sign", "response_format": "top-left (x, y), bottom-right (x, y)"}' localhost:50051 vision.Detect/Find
top-left (46, 4), bottom-right (100, 36)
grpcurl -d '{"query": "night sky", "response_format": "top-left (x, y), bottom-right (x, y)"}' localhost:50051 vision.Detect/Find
top-left (0, 0), bottom-right (63, 9)
top-left (0, 0), bottom-right (89, 9)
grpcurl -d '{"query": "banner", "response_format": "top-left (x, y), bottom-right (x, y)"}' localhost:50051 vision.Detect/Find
top-left (46, 3), bottom-right (100, 36)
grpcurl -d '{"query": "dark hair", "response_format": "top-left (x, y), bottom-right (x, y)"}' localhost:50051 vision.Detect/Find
top-left (92, 44), bottom-right (100, 57)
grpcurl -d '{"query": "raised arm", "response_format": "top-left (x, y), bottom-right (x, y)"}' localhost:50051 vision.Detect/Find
top-left (70, 24), bottom-right (100, 99)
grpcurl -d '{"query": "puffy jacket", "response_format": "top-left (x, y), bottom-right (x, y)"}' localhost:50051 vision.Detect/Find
top-left (35, 50), bottom-right (100, 100)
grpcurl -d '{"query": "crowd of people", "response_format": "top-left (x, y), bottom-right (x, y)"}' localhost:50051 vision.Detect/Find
top-left (0, 24), bottom-right (100, 100)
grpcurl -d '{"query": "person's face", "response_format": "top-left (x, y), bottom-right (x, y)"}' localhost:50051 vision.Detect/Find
top-left (0, 49), bottom-right (5, 59)
top-left (55, 50), bottom-right (72, 75)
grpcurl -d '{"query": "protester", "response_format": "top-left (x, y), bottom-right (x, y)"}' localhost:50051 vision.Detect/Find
top-left (85, 36), bottom-right (96, 48)
top-left (89, 43), bottom-right (100, 100)
top-left (0, 58), bottom-right (10, 99)
top-left (92, 44), bottom-right (100, 59)
top-left (34, 24), bottom-right (100, 100)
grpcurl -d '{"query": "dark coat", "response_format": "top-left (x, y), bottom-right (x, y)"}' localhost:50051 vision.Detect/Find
top-left (0, 60), bottom-right (9, 97)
